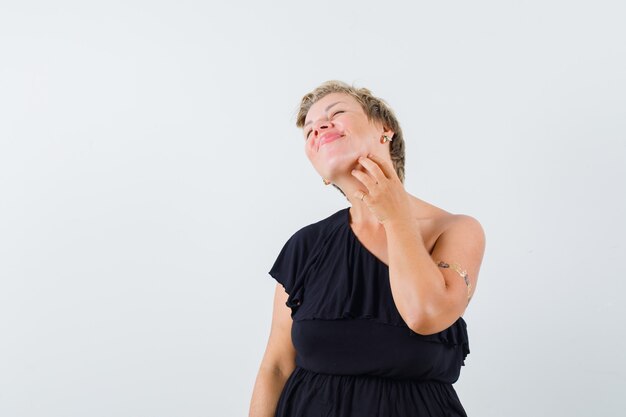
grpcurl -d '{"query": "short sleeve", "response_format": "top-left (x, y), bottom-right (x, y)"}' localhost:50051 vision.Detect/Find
top-left (268, 232), bottom-right (306, 315)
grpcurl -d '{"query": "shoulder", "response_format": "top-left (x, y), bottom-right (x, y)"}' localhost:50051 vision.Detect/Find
top-left (280, 208), bottom-right (345, 247)
top-left (410, 195), bottom-right (482, 230)
top-left (432, 214), bottom-right (486, 281)
top-left (442, 214), bottom-right (486, 242)
top-left (408, 196), bottom-right (485, 249)
top-left (431, 213), bottom-right (486, 257)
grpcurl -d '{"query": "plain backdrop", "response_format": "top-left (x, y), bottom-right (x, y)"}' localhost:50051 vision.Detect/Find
top-left (1, 1), bottom-right (625, 416)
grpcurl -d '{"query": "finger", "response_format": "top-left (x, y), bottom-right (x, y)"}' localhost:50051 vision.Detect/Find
top-left (352, 189), bottom-right (368, 202)
top-left (351, 168), bottom-right (376, 191)
top-left (364, 154), bottom-right (394, 179)
top-left (357, 156), bottom-right (387, 183)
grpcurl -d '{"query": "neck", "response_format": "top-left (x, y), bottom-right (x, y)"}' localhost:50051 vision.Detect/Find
top-left (334, 175), bottom-right (386, 229)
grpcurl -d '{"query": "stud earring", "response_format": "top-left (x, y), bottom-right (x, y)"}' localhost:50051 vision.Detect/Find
top-left (322, 178), bottom-right (330, 185)
top-left (381, 135), bottom-right (393, 143)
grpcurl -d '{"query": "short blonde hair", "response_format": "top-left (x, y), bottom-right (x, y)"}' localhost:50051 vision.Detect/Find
top-left (296, 80), bottom-right (406, 197)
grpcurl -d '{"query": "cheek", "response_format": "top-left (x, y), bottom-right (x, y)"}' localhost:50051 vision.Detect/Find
top-left (304, 143), bottom-right (314, 159)
top-left (343, 119), bottom-right (367, 136)
top-left (305, 138), bottom-right (315, 152)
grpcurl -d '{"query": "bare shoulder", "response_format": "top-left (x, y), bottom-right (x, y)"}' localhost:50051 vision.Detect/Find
top-left (442, 213), bottom-right (485, 237)
top-left (408, 196), bottom-right (485, 250)
top-left (435, 212), bottom-right (486, 253)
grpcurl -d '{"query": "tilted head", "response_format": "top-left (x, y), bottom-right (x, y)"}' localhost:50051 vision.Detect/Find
top-left (297, 80), bottom-right (406, 198)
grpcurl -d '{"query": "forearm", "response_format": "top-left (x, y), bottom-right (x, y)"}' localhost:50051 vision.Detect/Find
top-left (249, 365), bottom-right (290, 417)
top-left (383, 219), bottom-right (447, 327)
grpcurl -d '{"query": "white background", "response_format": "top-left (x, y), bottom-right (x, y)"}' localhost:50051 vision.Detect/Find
top-left (1, 1), bottom-right (625, 416)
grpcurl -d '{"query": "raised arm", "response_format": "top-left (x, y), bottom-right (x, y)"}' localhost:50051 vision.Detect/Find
top-left (385, 214), bottom-right (486, 335)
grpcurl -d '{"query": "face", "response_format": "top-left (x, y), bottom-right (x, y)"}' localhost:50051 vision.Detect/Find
top-left (302, 92), bottom-right (391, 181)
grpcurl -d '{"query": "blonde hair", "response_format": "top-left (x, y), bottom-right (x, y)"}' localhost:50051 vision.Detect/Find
top-left (296, 80), bottom-right (406, 197)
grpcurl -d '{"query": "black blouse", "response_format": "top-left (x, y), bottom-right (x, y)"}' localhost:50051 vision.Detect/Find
top-left (268, 207), bottom-right (470, 417)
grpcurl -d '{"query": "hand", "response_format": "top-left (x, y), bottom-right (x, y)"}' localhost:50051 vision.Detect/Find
top-left (350, 153), bottom-right (413, 226)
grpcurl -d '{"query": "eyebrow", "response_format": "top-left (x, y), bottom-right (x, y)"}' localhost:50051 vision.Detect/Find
top-left (304, 101), bottom-right (345, 128)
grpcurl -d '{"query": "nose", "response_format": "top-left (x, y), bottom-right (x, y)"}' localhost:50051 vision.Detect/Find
top-left (312, 119), bottom-right (332, 139)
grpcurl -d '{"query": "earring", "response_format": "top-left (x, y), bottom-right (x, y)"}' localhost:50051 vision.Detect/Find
top-left (381, 135), bottom-right (393, 143)
top-left (322, 177), bottom-right (330, 185)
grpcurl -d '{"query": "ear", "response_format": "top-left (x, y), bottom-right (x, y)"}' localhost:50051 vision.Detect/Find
top-left (382, 125), bottom-right (395, 140)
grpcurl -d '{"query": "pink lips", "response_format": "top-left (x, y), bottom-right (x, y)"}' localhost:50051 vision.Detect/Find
top-left (319, 133), bottom-right (343, 149)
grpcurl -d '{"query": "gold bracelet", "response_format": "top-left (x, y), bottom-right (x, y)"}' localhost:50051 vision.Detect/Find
top-left (436, 261), bottom-right (472, 300)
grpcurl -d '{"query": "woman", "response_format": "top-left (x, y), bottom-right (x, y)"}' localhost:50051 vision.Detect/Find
top-left (249, 80), bottom-right (486, 417)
